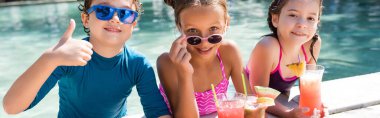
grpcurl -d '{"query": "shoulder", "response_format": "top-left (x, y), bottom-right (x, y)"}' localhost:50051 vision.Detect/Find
top-left (219, 40), bottom-right (240, 55)
top-left (156, 52), bottom-right (178, 82)
top-left (257, 36), bottom-right (280, 50)
top-left (122, 46), bottom-right (155, 74)
top-left (247, 36), bottom-right (279, 68)
top-left (156, 52), bottom-right (173, 71)
top-left (253, 36), bottom-right (280, 58)
top-left (124, 46), bottom-right (149, 64)
top-left (157, 53), bottom-right (169, 64)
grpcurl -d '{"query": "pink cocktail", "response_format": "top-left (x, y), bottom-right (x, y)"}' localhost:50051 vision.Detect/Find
top-left (216, 93), bottom-right (245, 118)
top-left (299, 64), bottom-right (324, 117)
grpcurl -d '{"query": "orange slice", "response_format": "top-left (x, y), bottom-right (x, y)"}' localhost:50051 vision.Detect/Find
top-left (286, 61), bottom-right (306, 77)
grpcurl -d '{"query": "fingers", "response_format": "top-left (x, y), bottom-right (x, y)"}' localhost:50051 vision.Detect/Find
top-left (182, 51), bottom-right (191, 63)
top-left (77, 58), bottom-right (88, 66)
top-left (83, 40), bottom-right (93, 49)
top-left (179, 34), bottom-right (187, 45)
top-left (301, 107), bottom-right (310, 113)
top-left (81, 46), bottom-right (93, 55)
top-left (79, 40), bottom-right (93, 55)
top-left (81, 52), bottom-right (92, 61)
top-left (176, 48), bottom-right (187, 61)
top-left (169, 35), bottom-right (187, 62)
top-left (61, 19), bottom-right (76, 42)
top-left (74, 52), bottom-right (91, 66)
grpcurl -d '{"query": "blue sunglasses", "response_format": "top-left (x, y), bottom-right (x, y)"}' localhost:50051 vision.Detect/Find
top-left (87, 5), bottom-right (138, 24)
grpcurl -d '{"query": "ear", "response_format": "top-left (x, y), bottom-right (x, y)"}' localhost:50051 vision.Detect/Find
top-left (271, 14), bottom-right (279, 28)
top-left (222, 16), bottom-right (231, 34)
top-left (226, 15), bottom-right (231, 29)
top-left (176, 23), bottom-right (183, 34)
top-left (132, 20), bottom-right (137, 27)
top-left (81, 12), bottom-right (89, 28)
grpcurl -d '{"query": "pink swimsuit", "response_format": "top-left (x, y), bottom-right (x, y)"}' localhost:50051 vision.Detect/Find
top-left (159, 51), bottom-right (229, 115)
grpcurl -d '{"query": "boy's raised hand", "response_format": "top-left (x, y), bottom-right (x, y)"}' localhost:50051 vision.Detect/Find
top-left (46, 19), bottom-right (93, 66)
top-left (169, 35), bottom-right (193, 74)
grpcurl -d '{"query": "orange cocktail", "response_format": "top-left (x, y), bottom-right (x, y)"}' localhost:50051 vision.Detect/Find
top-left (299, 64), bottom-right (324, 117)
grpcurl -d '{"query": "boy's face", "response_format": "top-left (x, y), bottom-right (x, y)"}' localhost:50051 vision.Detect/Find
top-left (82, 0), bottom-right (137, 47)
top-left (179, 5), bottom-right (229, 59)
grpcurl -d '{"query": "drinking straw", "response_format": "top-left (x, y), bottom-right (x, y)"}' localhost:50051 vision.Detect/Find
top-left (211, 84), bottom-right (219, 107)
top-left (298, 54), bottom-right (301, 63)
top-left (241, 73), bottom-right (248, 96)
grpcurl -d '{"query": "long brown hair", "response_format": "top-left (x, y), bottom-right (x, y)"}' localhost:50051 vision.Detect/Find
top-left (164, 0), bottom-right (229, 28)
top-left (78, 0), bottom-right (143, 36)
top-left (266, 0), bottom-right (323, 63)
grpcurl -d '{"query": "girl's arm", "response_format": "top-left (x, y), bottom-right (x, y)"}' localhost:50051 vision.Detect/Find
top-left (248, 37), bottom-right (306, 117)
top-left (3, 20), bottom-right (92, 114)
top-left (157, 35), bottom-right (199, 118)
top-left (248, 37), bottom-right (275, 93)
top-left (220, 41), bottom-right (252, 94)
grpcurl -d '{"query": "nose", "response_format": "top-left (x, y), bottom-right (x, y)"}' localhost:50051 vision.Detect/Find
top-left (109, 12), bottom-right (121, 24)
top-left (296, 18), bottom-right (307, 29)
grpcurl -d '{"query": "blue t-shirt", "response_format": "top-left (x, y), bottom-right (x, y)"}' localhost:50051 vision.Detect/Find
top-left (27, 37), bottom-right (170, 118)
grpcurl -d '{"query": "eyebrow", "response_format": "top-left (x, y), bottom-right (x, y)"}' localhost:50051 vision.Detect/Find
top-left (287, 9), bottom-right (318, 16)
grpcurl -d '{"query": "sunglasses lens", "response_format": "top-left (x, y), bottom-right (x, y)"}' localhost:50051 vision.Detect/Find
top-left (208, 35), bottom-right (222, 44)
top-left (95, 6), bottom-right (113, 20)
top-left (187, 37), bottom-right (202, 45)
top-left (119, 10), bottom-right (137, 24)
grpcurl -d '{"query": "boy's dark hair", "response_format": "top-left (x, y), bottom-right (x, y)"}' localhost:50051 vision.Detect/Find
top-left (266, 0), bottom-right (323, 63)
top-left (164, 0), bottom-right (229, 28)
top-left (78, 0), bottom-right (143, 36)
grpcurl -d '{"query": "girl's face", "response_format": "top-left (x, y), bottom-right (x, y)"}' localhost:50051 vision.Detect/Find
top-left (272, 0), bottom-right (320, 45)
top-left (179, 5), bottom-right (229, 59)
top-left (82, 0), bottom-right (137, 46)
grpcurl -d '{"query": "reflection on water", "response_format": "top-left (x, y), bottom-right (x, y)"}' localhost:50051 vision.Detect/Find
top-left (0, 0), bottom-right (379, 117)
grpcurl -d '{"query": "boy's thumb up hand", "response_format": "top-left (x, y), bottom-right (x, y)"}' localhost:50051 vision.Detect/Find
top-left (47, 19), bottom-right (93, 66)
top-left (60, 19), bottom-right (76, 42)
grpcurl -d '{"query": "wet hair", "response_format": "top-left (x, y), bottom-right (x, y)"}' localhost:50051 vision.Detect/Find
top-left (164, 0), bottom-right (229, 28)
top-left (266, 0), bottom-right (323, 63)
top-left (78, 0), bottom-right (143, 36)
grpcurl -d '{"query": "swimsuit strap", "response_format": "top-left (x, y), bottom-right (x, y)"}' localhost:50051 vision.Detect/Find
top-left (301, 45), bottom-right (309, 62)
top-left (217, 49), bottom-right (227, 80)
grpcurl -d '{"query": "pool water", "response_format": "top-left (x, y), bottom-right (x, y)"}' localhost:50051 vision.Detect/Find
top-left (0, 0), bottom-right (379, 117)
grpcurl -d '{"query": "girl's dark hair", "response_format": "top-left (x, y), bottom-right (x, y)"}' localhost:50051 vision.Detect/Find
top-left (78, 0), bottom-right (143, 36)
top-left (164, 0), bottom-right (229, 27)
top-left (266, 0), bottom-right (323, 63)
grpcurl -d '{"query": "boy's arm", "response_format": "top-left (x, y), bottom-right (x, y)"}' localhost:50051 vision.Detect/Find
top-left (3, 54), bottom-right (59, 114)
top-left (135, 57), bottom-right (171, 118)
top-left (3, 19), bottom-right (92, 114)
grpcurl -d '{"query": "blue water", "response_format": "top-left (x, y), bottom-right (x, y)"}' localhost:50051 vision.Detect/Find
top-left (0, 0), bottom-right (379, 117)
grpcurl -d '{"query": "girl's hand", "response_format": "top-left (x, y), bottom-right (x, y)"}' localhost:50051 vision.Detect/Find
top-left (286, 107), bottom-right (309, 118)
top-left (320, 103), bottom-right (329, 117)
top-left (45, 19), bottom-right (93, 66)
top-left (168, 35), bottom-right (193, 75)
